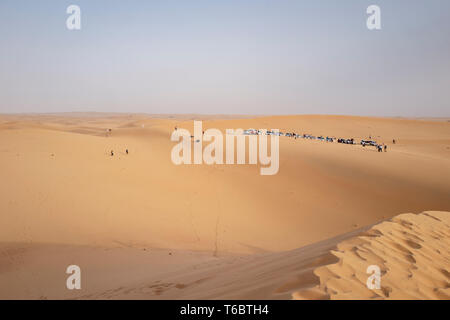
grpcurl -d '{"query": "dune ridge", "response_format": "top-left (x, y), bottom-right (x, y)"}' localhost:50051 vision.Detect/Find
top-left (293, 211), bottom-right (450, 300)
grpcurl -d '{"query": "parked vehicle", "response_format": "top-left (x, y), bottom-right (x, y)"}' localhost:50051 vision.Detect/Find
top-left (361, 140), bottom-right (377, 146)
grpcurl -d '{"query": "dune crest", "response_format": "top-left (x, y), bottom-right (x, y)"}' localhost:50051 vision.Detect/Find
top-left (293, 211), bottom-right (450, 300)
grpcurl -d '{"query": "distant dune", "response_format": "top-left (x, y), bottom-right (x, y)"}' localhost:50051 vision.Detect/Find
top-left (0, 114), bottom-right (449, 299)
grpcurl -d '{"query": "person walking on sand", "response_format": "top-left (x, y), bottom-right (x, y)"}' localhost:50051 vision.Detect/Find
top-left (126, 149), bottom-right (129, 155)
top-left (111, 150), bottom-right (114, 156)
top-left (384, 145), bottom-right (387, 152)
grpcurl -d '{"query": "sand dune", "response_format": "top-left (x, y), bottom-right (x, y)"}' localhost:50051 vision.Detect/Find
top-left (1, 211), bottom-right (447, 300)
top-left (0, 114), bottom-right (449, 299)
top-left (293, 211), bottom-right (450, 300)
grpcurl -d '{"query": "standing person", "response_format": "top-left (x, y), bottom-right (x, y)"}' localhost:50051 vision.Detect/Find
top-left (126, 149), bottom-right (128, 155)
top-left (384, 145), bottom-right (387, 152)
top-left (111, 150), bottom-right (114, 156)
top-left (393, 139), bottom-right (396, 144)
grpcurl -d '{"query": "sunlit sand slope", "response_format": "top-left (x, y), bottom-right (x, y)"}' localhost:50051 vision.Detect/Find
top-left (0, 211), bottom-right (448, 299)
top-left (293, 211), bottom-right (450, 300)
top-left (0, 114), bottom-right (450, 255)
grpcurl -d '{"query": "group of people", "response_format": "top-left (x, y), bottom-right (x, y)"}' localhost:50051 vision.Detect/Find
top-left (337, 138), bottom-right (354, 144)
top-left (244, 129), bottom-right (392, 152)
top-left (377, 144), bottom-right (387, 152)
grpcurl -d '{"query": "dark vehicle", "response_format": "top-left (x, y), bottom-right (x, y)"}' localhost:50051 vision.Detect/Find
top-left (338, 138), bottom-right (354, 144)
top-left (361, 140), bottom-right (377, 147)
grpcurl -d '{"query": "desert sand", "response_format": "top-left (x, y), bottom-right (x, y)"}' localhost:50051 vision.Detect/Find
top-left (0, 114), bottom-right (449, 299)
top-left (293, 211), bottom-right (450, 300)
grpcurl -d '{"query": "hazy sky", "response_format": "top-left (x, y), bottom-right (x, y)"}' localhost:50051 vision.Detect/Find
top-left (0, 0), bottom-right (449, 116)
